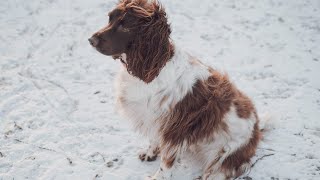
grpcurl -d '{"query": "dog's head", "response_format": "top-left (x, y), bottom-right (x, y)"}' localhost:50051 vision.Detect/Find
top-left (89, 0), bottom-right (174, 83)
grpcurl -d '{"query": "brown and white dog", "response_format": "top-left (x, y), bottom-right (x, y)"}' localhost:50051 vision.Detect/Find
top-left (89, 0), bottom-right (261, 179)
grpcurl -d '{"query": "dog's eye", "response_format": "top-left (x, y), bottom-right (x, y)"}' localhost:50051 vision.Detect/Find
top-left (118, 24), bottom-right (130, 32)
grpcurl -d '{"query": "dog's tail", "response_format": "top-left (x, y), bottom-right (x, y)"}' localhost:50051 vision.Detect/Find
top-left (258, 112), bottom-right (274, 133)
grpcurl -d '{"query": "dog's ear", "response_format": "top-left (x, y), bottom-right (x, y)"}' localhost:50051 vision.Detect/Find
top-left (126, 1), bottom-right (174, 83)
top-left (119, 0), bottom-right (131, 4)
top-left (119, 0), bottom-right (149, 8)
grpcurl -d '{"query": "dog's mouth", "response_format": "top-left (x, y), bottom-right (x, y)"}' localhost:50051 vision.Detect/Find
top-left (90, 42), bottom-right (127, 66)
top-left (93, 46), bottom-right (110, 56)
top-left (94, 48), bottom-right (122, 63)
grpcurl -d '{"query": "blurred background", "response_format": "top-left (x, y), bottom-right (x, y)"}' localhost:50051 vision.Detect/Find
top-left (1, 0), bottom-right (320, 179)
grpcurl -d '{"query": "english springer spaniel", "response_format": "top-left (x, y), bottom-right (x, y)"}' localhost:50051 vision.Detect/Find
top-left (89, 0), bottom-right (261, 179)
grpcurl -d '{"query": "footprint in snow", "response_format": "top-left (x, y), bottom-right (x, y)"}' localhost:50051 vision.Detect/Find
top-left (106, 157), bottom-right (123, 169)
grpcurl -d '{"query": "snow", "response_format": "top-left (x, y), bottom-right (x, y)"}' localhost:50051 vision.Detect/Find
top-left (1, 0), bottom-right (320, 179)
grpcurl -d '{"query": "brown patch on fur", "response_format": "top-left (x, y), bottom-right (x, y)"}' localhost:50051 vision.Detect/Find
top-left (234, 91), bottom-right (255, 119)
top-left (118, 0), bottom-right (175, 83)
top-left (221, 121), bottom-right (261, 177)
top-left (160, 70), bottom-right (236, 148)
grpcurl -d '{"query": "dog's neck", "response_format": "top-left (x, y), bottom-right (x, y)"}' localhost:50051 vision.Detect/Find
top-left (124, 42), bottom-right (175, 83)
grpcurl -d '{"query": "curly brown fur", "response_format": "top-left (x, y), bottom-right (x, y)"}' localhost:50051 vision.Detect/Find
top-left (118, 0), bottom-right (174, 83)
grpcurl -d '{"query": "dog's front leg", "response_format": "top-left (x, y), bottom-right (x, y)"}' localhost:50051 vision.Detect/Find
top-left (146, 145), bottom-right (181, 180)
top-left (139, 139), bottom-right (160, 162)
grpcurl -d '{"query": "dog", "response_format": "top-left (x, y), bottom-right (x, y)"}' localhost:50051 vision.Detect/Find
top-left (89, 0), bottom-right (261, 179)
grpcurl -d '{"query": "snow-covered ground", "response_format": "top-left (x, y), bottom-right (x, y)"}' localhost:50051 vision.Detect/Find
top-left (1, 0), bottom-right (320, 179)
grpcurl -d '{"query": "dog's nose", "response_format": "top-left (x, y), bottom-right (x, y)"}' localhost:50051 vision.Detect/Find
top-left (88, 36), bottom-right (99, 47)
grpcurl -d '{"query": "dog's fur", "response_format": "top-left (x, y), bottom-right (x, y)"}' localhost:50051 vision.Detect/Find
top-left (89, 0), bottom-right (261, 179)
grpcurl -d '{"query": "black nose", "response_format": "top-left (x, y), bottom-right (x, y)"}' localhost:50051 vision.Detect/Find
top-left (88, 36), bottom-right (99, 47)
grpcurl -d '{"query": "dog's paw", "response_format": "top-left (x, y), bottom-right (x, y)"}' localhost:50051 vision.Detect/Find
top-left (138, 146), bottom-right (160, 162)
top-left (138, 151), bottom-right (157, 162)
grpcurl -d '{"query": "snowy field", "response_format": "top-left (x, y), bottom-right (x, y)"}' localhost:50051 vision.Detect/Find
top-left (1, 0), bottom-right (320, 179)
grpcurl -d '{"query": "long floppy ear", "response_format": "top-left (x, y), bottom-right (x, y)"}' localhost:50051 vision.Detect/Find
top-left (125, 0), bottom-right (174, 83)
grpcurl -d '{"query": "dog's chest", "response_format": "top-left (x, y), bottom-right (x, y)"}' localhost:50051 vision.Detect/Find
top-left (114, 50), bottom-right (212, 137)
top-left (115, 70), bottom-right (175, 136)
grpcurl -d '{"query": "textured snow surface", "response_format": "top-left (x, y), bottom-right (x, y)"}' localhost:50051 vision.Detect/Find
top-left (1, 0), bottom-right (320, 179)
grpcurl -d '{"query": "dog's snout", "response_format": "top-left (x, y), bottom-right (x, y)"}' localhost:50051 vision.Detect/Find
top-left (88, 36), bottom-right (99, 47)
